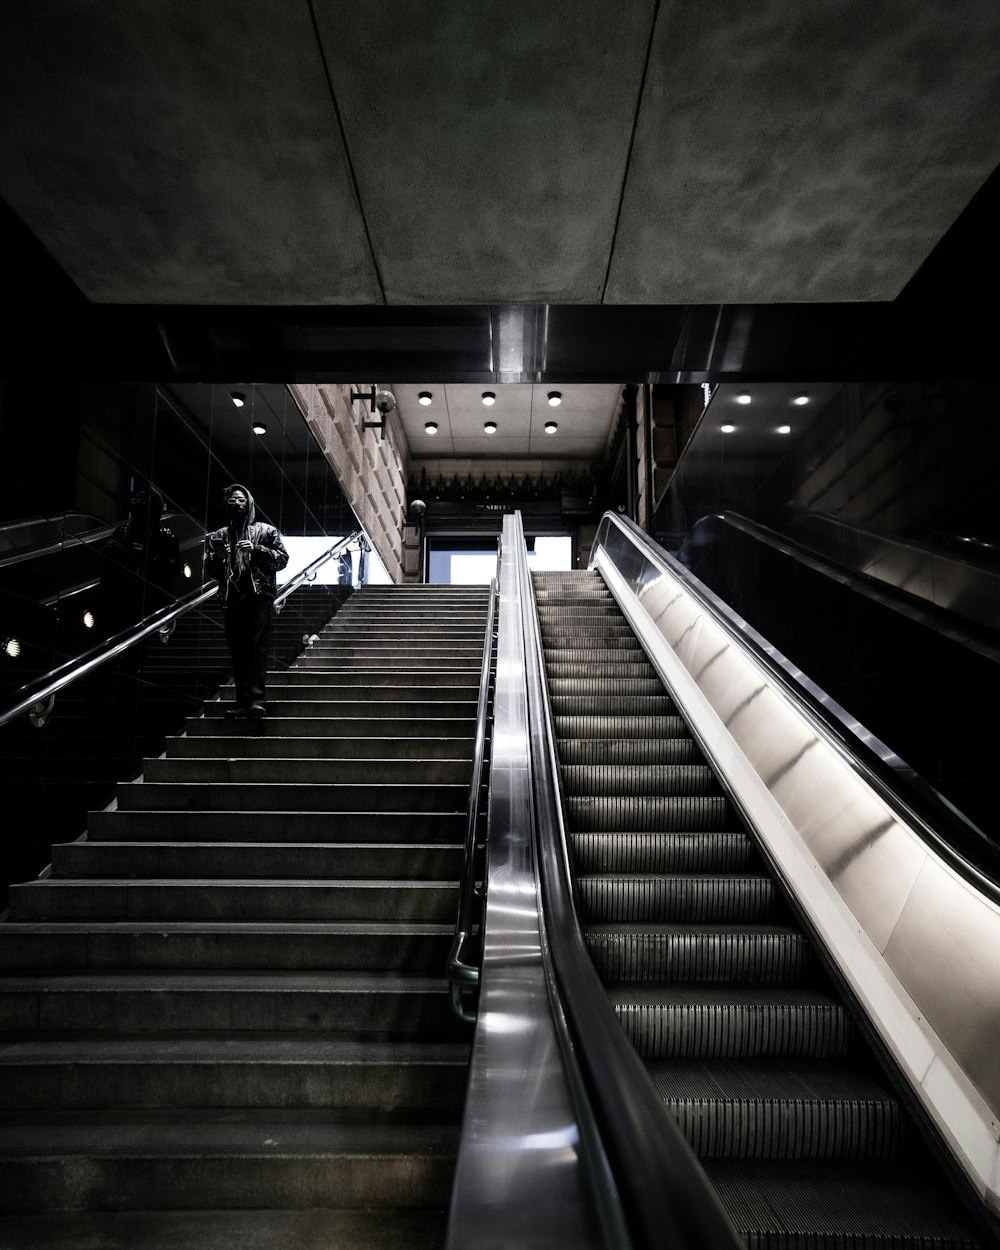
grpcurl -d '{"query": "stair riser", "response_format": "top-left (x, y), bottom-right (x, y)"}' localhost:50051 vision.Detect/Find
top-left (0, 989), bottom-right (460, 1036)
top-left (0, 1153), bottom-right (455, 1213)
top-left (566, 796), bottom-right (732, 833)
top-left (86, 811), bottom-right (465, 841)
top-left (165, 736), bottom-right (474, 761)
top-left (187, 717), bottom-right (475, 737)
top-left (0, 932), bottom-right (452, 973)
top-left (0, 1063), bottom-right (467, 1112)
top-left (51, 844), bottom-right (462, 881)
top-left (205, 702), bottom-right (478, 719)
top-left (115, 783), bottom-right (468, 814)
top-left (8, 884), bottom-right (459, 923)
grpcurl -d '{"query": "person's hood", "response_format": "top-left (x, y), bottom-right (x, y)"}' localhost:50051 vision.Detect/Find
top-left (223, 483), bottom-right (256, 530)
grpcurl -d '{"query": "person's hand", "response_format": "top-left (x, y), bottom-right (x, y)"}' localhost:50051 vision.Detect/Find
top-left (237, 539), bottom-right (253, 551)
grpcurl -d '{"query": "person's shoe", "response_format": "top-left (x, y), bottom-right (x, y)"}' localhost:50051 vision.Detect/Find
top-left (223, 705), bottom-right (248, 720)
top-left (246, 702), bottom-right (267, 719)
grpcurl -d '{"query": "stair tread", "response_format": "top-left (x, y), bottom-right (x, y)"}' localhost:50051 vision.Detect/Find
top-left (0, 971), bottom-right (452, 991)
top-left (0, 1037), bottom-right (470, 1063)
top-left (0, 1111), bottom-right (459, 1153)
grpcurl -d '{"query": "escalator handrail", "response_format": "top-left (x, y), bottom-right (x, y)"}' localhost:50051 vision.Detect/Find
top-left (513, 512), bottom-right (744, 1250)
top-left (445, 574), bottom-right (498, 1021)
top-left (0, 581), bottom-right (219, 730)
top-left (600, 509), bottom-right (1000, 904)
top-left (273, 530), bottom-right (366, 611)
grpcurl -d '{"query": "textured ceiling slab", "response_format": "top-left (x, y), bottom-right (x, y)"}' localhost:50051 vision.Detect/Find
top-left (314, 0), bottom-right (656, 303)
top-left (606, 0), bottom-right (1000, 303)
top-left (0, 2), bottom-right (380, 304)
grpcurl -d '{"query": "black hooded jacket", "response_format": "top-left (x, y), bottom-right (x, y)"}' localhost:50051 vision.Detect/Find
top-left (205, 483), bottom-right (289, 602)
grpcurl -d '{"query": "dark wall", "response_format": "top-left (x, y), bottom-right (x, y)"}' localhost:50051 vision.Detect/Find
top-left (654, 379), bottom-right (1000, 840)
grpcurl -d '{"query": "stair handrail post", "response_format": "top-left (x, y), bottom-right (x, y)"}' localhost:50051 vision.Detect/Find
top-left (273, 529), bottom-right (364, 613)
top-left (446, 574), bottom-right (498, 1022)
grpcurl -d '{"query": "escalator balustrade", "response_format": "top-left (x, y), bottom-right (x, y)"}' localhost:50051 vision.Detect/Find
top-left (533, 568), bottom-right (987, 1250)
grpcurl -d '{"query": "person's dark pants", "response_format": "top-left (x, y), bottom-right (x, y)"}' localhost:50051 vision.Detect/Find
top-left (223, 595), bottom-right (273, 708)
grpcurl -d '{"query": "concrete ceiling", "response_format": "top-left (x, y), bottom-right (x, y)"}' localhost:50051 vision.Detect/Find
top-left (1, 0), bottom-right (998, 311)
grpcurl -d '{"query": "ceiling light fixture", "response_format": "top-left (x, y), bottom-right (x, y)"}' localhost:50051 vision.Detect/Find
top-left (3, 638), bottom-right (21, 659)
top-left (544, 420), bottom-right (558, 434)
top-left (777, 425), bottom-right (791, 435)
top-left (82, 611), bottom-right (96, 629)
top-left (720, 424), bottom-right (736, 433)
top-left (424, 421), bottom-right (438, 434)
top-left (792, 394), bottom-right (810, 406)
top-left (481, 391), bottom-right (496, 406)
top-left (418, 391), bottom-right (433, 406)
top-left (230, 391), bottom-right (246, 408)
top-left (547, 391), bottom-right (562, 406)
top-left (484, 420), bottom-right (498, 434)
top-left (252, 422), bottom-right (267, 435)
top-left (736, 393), bottom-right (752, 405)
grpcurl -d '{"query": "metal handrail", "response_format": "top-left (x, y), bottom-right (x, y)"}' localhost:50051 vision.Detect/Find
top-left (0, 582), bottom-right (219, 730)
top-left (273, 530), bottom-right (366, 612)
top-left (446, 574), bottom-right (498, 1022)
top-left (514, 511), bottom-right (743, 1250)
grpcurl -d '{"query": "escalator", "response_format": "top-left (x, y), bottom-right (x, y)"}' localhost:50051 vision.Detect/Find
top-left (531, 567), bottom-right (991, 1249)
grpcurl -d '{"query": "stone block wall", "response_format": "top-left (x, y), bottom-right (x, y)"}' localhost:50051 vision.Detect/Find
top-left (290, 384), bottom-right (409, 583)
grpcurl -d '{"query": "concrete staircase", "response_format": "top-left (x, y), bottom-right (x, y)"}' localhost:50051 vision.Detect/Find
top-left (0, 584), bottom-right (490, 1250)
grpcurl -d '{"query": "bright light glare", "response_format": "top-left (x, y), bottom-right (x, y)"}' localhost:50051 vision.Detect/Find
top-left (736, 393), bottom-right (752, 405)
top-left (720, 423), bottom-right (736, 433)
top-left (777, 424), bottom-right (791, 434)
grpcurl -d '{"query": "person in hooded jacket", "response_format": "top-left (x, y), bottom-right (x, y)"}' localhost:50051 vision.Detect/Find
top-left (204, 483), bottom-right (289, 719)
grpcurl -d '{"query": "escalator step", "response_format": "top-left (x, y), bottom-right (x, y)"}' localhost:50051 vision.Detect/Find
top-left (585, 924), bottom-right (811, 983)
top-left (551, 694), bottom-right (677, 716)
top-left (607, 985), bottom-right (853, 1060)
top-left (577, 874), bottom-right (779, 923)
top-left (566, 795), bottom-right (732, 832)
top-left (545, 662), bottom-right (658, 679)
top-left (571, 831), bottom-right (757, 874)
top-left (548, 677), bottom-right (665, 696)
top-left (703, 1158), bottom-right (979, 1249)
top-left (558, 737), bottom-right (697, 765)
top-left (560, 763), bottom-right (718, 796)
top-left (555, 715), bottom-right (687, 739)
top-left (646, 1058), bottom-right (900, 1159)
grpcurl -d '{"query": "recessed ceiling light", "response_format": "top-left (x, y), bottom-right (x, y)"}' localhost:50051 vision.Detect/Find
top-left (230, 391), bottom-right (246, 408)
top-left (547, 391), bottom-right (562, 406)
top-left (720, 423), bottom-right (736, 433)
top-left (424, 421), bottom-right (438, 434)
top-left (481, 391), bottom-right (496, 406)
top-left (484, 420), bottom-right (497, 434)
top-left (82, 611), bottom-right (96, 629)
top-left (3, 638), bottom-right (21, 658)
top-left (544, 420), bottom-right (558, 434)
top-left (792, 394), bottom-right (810, 406)
top-left (182, 564), bottom-right (192, 579)
top-left (418, 391), bottom-right (433, 406)
top-left (777, 425), bottom-right (791, 435)
top-left (736, 393), bottom-right (752, 405)
top-left (252, 422), bottom-right (267, 435)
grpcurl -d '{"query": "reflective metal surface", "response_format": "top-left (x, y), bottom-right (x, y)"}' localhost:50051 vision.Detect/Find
top-left (446, 518), bottom-right (599, 1250)
top-left (591, 511), bottom-right (1000, 1213)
